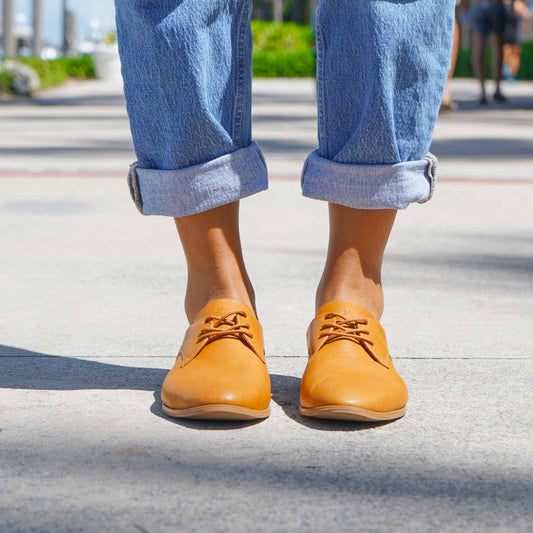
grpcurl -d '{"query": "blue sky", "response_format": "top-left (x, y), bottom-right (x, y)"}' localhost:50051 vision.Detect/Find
top-left (6, 0), bottom-right (116, 46)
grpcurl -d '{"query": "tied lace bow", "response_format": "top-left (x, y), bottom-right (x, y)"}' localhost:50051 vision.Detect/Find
top-left (318, 312), bottom-right (389, 368)
top-left (196, 311), bottom-right (261, 359)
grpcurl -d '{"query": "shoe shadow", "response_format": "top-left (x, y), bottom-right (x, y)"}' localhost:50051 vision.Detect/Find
top-left (1, 344), bottom-right (267, 430)
top-left (0, 345), bottom-right (167, 390)
top-left (270, 373), bottom-right (398, 432)
top-left (2, 345), bottom-right (396, 431)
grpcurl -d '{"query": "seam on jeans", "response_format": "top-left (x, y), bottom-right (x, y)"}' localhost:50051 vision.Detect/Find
top-left (232, 1), bottom-right (250, 148)
top-left (420, 153), bottom-right (438, 203)
top-left (127, 161), bottom-right (144, 213)
top-left (315, 4), bottom-right (327, 157)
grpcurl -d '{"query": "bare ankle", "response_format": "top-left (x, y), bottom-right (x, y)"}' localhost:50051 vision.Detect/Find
top-left (315, 204), bottom-right (396, 321)
top-left (184, 274), bottom-right (255, 323)
top-left (316, 281), bottom-right (384, 321)
top-left (174, 202), bottom-right (256, 323)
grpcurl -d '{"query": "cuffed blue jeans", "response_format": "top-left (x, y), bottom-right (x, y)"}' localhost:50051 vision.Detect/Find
top-left (115, 0), bottom-right (455, 217)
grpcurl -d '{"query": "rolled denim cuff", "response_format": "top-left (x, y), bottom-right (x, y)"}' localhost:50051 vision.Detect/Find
top-left (301, 150), bottom-right (438, 210)
top-left (127, 142), bottom-right (268, 217)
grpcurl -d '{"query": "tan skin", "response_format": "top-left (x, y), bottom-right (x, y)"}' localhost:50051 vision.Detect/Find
top-left (175, 202), bottom-right (256, 323)
top-left (442, 14), bottom-right (460, 109)
top-left (175, 201), bottom-right (395, 323)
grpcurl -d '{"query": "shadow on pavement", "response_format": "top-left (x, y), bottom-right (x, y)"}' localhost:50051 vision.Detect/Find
top-left (35, 94), bottom-right (127, 107)
top-left (449, 96), bottom-right (533, 112)
top-left (0, 94), bottom-right (126, 107)
top-left (0, 344), bottom-right (276, 399)
top-left (430, 137), bottom-right (533, 159)
top-left (1, 345), bottom-right (394, 432)
top-left (0, 345), bottom-right (167, 391)
top-left (0, 141), bottom-right (133, 156)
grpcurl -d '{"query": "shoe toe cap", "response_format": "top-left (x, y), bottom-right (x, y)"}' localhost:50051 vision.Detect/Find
top-left (162, 351), bottom-right (271, 411)
top-left (300, 354), bottom-right (407, 413)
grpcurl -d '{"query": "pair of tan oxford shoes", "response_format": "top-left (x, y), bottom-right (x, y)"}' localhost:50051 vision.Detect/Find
top-left (161, 298), bottom-right (408, 422)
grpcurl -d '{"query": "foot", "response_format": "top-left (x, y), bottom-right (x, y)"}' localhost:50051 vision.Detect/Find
top-left (440, 99), bottom-right (458, 113)
top-left (161, 299), bottom-right (271, 420)
top-left (493, 89), bottom-right (507, 103)
top-left (479, 94), bottom-right (488, 105)
top-left (300, 301), bottom-right (408, 422)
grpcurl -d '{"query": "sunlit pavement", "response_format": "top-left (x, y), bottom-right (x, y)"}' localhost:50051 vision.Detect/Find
top-left (1, 78), bottom-right (532, 532)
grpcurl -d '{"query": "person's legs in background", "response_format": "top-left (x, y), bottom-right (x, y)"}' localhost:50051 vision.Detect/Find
top-left (490, 4), bottom-right (508, 101)
top-left (492, 32), bottom-right (506, 99)
top-left (471, 3), bottom-right (507, 103)
top-left (471, 5), bottom-right (490, 103)
top-left (299, 0), bottom-right (455, 421)
top-left (441, 7), bottom-right (461, 112)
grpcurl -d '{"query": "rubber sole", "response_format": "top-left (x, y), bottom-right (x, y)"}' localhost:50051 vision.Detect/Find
top-left (162, 403), bottom-right (271, 420)
top-left (299, 404), bottom-right (406, 422)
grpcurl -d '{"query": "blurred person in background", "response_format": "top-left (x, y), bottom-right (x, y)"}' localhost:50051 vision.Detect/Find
top-left (464, 0), bottom-right (508, 103)
top-left (503, 0), bottom-right (532, 81)
top-left (442, 0), bottom-right (462, 112)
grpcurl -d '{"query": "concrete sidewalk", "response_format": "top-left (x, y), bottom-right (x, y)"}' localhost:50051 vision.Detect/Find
top-left (1, 78), bottom-right (532, 532)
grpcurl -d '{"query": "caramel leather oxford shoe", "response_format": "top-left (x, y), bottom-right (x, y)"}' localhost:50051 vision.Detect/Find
top-left (300, 301), bottom-right (408, 422)
top-left (161, 299), bottom-right (271, 420)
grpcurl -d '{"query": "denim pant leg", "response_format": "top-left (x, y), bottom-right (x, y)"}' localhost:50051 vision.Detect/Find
top-left (114, 0), bottom-right (267, 217)
top-left (302, 0), bottom-right (456, 210)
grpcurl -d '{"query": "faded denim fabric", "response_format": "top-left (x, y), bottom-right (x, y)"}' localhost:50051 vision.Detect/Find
top-left (115, 0), bottom-right (455, 217)
top-left (303, 0), bottom-right (455, 210)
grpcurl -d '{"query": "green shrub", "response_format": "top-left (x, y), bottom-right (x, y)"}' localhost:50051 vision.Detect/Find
top-left (253, 49), bottom-right (315, 77)
top-left (453, 41), bottom-right (533, 80)
top-left (252, 20), bottom-right (314, 51)
top-left (16, 56), bottom-right (67, 88)
top-left (10, 55), bottom-right (96, 90)
top-left (58, 56), bottom-right (96, 79)
top-left (0, 69), bottom-right (14, 93)
top-left (518, 41), bottom-right (533, 80)
top-left (251, 20), bottom-right (315, 77)
top-left (453, 48), bottom-right (473, 78)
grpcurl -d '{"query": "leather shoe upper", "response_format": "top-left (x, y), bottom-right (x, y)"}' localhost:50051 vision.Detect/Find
top-left (161, 299), bottom-right (271, 411)
top-left (300, 301), bottom-right (408, 413)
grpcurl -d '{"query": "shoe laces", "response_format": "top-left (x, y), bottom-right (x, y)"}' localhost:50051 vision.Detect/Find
top-left (318, 312), bottom-right (389, 368)
top-left (197, 311), bottom-right (261, 358)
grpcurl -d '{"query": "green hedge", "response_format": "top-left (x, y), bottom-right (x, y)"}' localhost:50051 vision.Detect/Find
top-left (251, 20), bottom-right (533, 80)
top-left (8, 55), bottom-right (96, 90)
top-left (516, 41), bottom-right (533, 80)
top-left (253, 49), bottom-right (315, 77)
top-left (453, 48), bottom-right (474, 78)
top-left (60, 55), bottom-right (96, 79)
top-left (252, 20), bottom-right (314, 51)
top-left (0, 69), bottom-right (13, 93)
top-left (15, 56), bottom-right (67, 88)
top-left (252, 20), bottom-right (315, 77)
top-left (454, 41), bottom-right (533, 80)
